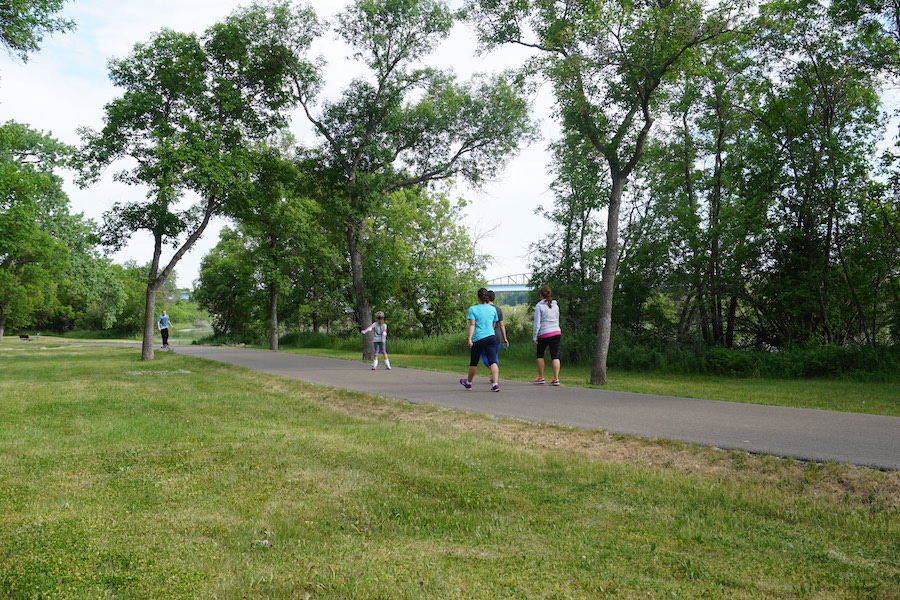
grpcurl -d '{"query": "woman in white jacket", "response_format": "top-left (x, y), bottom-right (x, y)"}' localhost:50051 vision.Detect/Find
top-left (532, 285), bottom-right (561, 385)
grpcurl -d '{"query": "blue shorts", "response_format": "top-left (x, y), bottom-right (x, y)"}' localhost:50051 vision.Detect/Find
top-left (373, 342), bottom-right (387, 356)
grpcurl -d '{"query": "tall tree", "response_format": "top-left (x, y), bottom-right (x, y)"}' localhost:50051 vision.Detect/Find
top-left (466, 0), bottom-right (743, 383)
top-left (227, 141), bottom-right (340, 350)
top-left (78, 4), bottom-right (320, 359)
top-left (0, 121), bottom-right (70, 338)
top-left (0, 0), bottom-right (73, 61)
top-left (257, 0), bottom-right (534, 358)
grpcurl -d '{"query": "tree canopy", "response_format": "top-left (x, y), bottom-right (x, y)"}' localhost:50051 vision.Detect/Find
top-left (0, 0), bottom-right (73, 61)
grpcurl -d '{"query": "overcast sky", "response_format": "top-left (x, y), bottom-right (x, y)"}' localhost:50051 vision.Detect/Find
top-left (0, 0), bottom-right (559, 289)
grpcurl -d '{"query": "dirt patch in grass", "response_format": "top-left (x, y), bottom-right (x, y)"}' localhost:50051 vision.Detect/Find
top-left (318, 388), bottom-right (900, 512)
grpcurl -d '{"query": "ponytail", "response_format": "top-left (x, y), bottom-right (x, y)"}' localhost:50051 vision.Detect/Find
top-left (477, 287), bottom-right (491, 303)
top-left (539, 285), bottom-right (553, 309)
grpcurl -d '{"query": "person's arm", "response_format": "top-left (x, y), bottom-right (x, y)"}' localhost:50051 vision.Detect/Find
top-left (496, 307), bottom-right (508, 345)
top-left (533, 305), bottom-right (541, 343)
top-left (467, 319), bottom-right (475, 347)
top-left (383, 324), bottom-right (387, 340)
top-left (361, 324), bottom-right (373, 334)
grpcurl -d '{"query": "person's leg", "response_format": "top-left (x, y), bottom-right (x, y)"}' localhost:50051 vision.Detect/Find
top-left (467, 342), bottom-right (483, 382)
top-left (384, 349), bottom-right (391, 369)
top-left (535, 336), bottom-right (550, 382)
top-left (548, 335), bottom-right (562, 384)
top-left (161, 328), bottom-right (169, 347)
top-left (484, 340), bottom-right (500, 385)
top-left (371, 343), bottom-right (380, 369)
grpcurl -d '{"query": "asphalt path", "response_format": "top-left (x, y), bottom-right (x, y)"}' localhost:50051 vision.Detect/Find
top-left (152, 344), bottom-right (900, 470)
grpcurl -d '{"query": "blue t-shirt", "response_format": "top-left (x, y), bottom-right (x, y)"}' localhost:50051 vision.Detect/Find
top-left (158, 314), bottom-right (171, 329)
top-left (467, 304), bottom-right (498, 342)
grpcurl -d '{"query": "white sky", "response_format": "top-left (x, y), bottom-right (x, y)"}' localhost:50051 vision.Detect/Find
top-left (0, 0), bottom-right (557, 288)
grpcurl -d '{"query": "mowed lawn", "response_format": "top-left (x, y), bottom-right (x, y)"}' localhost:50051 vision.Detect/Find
top-left (0, 346), bottom-right (897, 599)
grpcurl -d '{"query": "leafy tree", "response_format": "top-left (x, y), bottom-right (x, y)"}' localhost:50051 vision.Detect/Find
top-left (78, 4), bottom-right (320, 359)
top-left (255, 0), bottom-right (534, 358)
top-left (367, 187), bottom-right (487, 336)
top-left (34, 211), bottom-right (126, 332)
top-left (194, 228), bottom-right (263, 339)
top-left (618, 37), bottom-right (761, 348)
top-left (529, 132), bottom-right (605, 359)
top-left (0, 0), bottom-right (73, 61)
top-left (0, 121), bottom-right (70, 338)
top-left (737, 0), bottom-right (886, 347)
top-left (106, 262), bottom-right (151, 334)
top-left (227, 140), bottom-right (345, 349)
top-left (466, 0), bottom-right (743, 383)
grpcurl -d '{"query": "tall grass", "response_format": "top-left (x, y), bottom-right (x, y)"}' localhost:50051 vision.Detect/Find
top-left (0, 346), bottom-right (897, 599)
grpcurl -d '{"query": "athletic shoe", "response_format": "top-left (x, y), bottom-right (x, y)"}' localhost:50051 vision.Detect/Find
top-left (371, 366), bottom-right (377, 370)
top-left (386, 366), bottom-right (392, 370)
top-left (491, 383), bottom-right (500, 392)
top-left (550, 378), bottom-right (560, 386)
top-left (459, 378), bottom-right (472, 389)
top-left (533, 377), bottom-right (545, 385)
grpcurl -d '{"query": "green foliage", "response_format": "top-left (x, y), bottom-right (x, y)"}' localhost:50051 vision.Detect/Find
top-left (365, 188), bottom-right (486, 336)
top-left (77, 5), bottom-right (322, 358)
top-left (0, 0), bottom-right (73, 61)
top-left (193, 228), bottom-right (264, 338)
top-left (0, 121), bottom-right (73, 335)
top-left (273, 0), bottom-right (536, 353)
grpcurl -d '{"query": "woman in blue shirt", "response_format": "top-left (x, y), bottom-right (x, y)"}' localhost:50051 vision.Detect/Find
top-left (460, 287), bottom-right (501, 392)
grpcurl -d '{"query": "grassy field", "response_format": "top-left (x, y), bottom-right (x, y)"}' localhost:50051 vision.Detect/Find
top-left (0, 344), bottom-right (897, 599)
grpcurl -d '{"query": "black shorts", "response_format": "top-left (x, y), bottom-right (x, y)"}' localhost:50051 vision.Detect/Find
top-left (470, 335), bottom-right (498, 367)
top-left (536, 334), bottom-right (561, 360)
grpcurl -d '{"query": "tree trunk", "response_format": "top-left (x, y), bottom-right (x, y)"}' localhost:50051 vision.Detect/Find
top-left (725, 294), bottom-right (737, 348)
top-left (141, 234), bottom-right (164, 361)
top-left (0, 315), bottom-right (6, 341)
top-left (590, 175), bottom-right (625, 385)
top-left (268, 283), bottom-right (279, 351)
top-left (347, 221), bottom-right (373, 360)
top-left (141, 283), bottom-right (158, 360)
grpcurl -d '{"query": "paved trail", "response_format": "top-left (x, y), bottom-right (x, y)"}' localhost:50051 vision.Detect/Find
top-left (160, 345), bottom-right (900, 470)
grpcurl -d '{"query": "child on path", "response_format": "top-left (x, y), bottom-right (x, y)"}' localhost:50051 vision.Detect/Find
top-left (461, 287), bottom-right (501, 392)
top-left (533, 285), bottom-right (561, 385)
top-left (361, 311), bottom-right (391, 370)
top-left (158, 310), bottom-right (171, 349)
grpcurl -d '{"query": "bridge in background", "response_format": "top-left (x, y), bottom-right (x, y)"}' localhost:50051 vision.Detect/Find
top-left (486, 273), bottom-right (531, 293)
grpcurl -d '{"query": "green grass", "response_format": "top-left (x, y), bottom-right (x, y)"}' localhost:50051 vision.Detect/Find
top-left (0, 345), bottom-right (897, 599)
top-left (281, 346), bottom-right (900, 417)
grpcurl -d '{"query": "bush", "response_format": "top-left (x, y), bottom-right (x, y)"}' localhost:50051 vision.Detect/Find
top-left (693, 345), bottom-right (900, 380)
